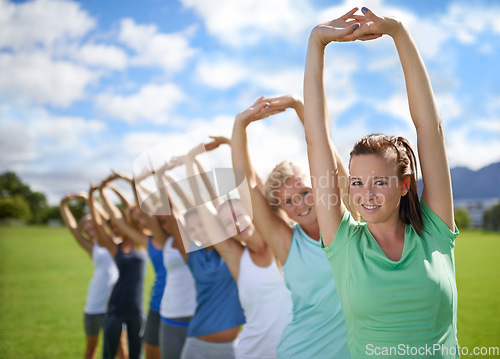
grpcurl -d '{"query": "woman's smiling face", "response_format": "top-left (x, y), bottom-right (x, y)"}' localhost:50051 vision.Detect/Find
top-left (349, 153), bottom-right (405, 225)
top-left (276, 176), bottom-right (317, 225)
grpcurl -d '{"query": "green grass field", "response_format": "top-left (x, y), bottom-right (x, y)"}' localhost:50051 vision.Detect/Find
top-left (0, 226), bottom-right (499, 358)
top-left (0, 226), bottom-right (155, 358)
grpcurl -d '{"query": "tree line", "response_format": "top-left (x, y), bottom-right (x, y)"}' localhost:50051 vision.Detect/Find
top-left (0, 170), bottom-right (499, 230)
top-left (0, 171), bottom-right (85, 225)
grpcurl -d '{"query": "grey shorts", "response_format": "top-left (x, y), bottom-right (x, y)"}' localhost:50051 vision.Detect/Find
top-left (180, 337), bottom-right (235, 359)
top-left (159, 317), bottom-right (191, 359)
top-left (84, 313), bottom-right (106, 336)
top-left (143, 308), bottom-right (161, 346)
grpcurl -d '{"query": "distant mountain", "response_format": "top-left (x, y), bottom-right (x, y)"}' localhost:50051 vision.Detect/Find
top-left (418, 162), bottom-right (500, 200)
top-left (451, 162), bottom-right (500, 199)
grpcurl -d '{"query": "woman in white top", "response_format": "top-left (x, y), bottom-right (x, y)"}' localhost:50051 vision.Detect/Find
top-left (158, 218), bottom-right (197, 359)
top-left (60, 193), bottom-right (127, 359)
top-left (185, 137), bottom-right (293, 359)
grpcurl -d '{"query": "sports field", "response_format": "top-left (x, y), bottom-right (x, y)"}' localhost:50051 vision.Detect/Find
top-left (0, 226), bottom-right (498, 358)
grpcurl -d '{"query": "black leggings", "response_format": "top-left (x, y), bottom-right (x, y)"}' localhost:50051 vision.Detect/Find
top-left (102, 313), bottom-right (143, 359)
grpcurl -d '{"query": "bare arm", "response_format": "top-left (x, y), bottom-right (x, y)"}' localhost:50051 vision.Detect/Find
top-left (185, 144), bottom-right (243, 281)
top-left (88, 186), bottom-right (117, 257)
top-left (343, 8), bottom-right (453, 229)
top-left (231, 99), bottom-right (294, 264)
top-left (107, 172), bottom-right (133, 208)
top-left (60, 194), bottom-right (93, 256)
top-left (168, 210), bottom-right (189, 262)
top-left (303, 9), bottom-right (362, 246)
top-left (391, 17), bottom-right (453, 228)
top-left (99, 176), bottom-right (150, 248)
top-left (199, 136), bottom-right (232, 206)
top-left (162, 172), bottom-right (193, 210)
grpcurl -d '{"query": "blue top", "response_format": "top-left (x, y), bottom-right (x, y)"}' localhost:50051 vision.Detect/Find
top-left (148, 236), bottom-right (167, 313)
top-left (107, 243), bottom-right (147, 316)
top-left (277, 224), bottom-right (350, 359)
top-left (187, 248), bottom-right (245, 337)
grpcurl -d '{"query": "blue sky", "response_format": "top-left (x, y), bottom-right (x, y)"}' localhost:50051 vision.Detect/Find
top-left (1, 0), bottom-right (499, 204)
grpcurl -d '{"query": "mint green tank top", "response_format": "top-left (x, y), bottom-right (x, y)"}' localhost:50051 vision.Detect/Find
top-left (277, 224), bottom-right (350, 358)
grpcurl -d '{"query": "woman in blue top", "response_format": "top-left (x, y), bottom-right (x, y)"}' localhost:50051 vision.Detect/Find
top-left (231, 95), bottom-right (354, 358)
top-left (303, 7), bottom-right (459, 358)
top-left (184, 138), bottom-right (293, 359)
top-left (165, 152), bottom-right (245, 359)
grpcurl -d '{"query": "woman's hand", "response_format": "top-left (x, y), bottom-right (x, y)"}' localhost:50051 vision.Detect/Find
top-left (260, 94), bottom-right (302, 112)
top-left (111, 170), bottom-right (132, 183)
top-left (235, 96), bottom-right (286, 127)
top-left (161, 156), bottom-right (186, 172)
top-left (204, 136), bottom-right (231, 151)
top-left (342, 7), bottom-right (402, 42)
top-left (310, 7), bottom-right (364, 46)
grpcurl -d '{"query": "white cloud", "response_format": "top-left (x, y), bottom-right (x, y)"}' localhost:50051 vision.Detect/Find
top-left (75, 43), bottom-right (128, 69)
top-left (0, 117), bottom-right (36, 165)
top-left (252, 68), bottom-right (304, 98)
top-left (0, 105), bottom-right (110, 201)
top-left (96, 83), bottom-right (185, 124)
top-left (442, 2), bottom-right (500, 45)
top-left (0, 0), bottom-right (95, 50)
top-left (118, 18), bottom-right (197, 73)
top-left (180, 0), bottom-right (312, 47)
top-left (123, 132), bottom-right (182, 159)
top-left (183, 109), bottom-right (309, 178)
top-left (0, 51), bottom-right (96, 107)
top-left (372, 91), bottom-right (410, 123)
top-left (434, 94), bottom-right (463, 124)
top-left (323, 51), bottom-right (359, 119)
top-left (446, 124), bottom-right (500, 170)
top-left (196, 58), bottom-right (248, 89)
top-left (247, 117), bottom-right (309, 177)
top-left (331, 119), bottom-right (373, 165)
top-left (195, 53), bottom-right (304, 95)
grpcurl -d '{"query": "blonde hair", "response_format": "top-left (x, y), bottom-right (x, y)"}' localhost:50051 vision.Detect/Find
top-left (264, 160), bottom-right (309, 212)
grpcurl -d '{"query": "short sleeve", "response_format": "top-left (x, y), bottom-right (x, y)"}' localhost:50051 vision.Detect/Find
top-left (420, 199), bottom-right (459, 246)
top-left (322, 208), bottom-right (359, 259)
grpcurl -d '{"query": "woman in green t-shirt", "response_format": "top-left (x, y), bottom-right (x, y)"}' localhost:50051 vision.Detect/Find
top-left (303, 7), bottom-right (459, 359)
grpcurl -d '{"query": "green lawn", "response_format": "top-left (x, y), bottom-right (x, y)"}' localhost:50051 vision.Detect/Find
top-left (454, 230), bottom-right (500, 352)
top-left (0, 226), bottom-right (499, 358)
top-left (0, 226), bottom-right (155, 358)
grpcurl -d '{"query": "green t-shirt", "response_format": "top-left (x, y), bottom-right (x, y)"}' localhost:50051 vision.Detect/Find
top-left (323, 200), bottom-right (459, 359)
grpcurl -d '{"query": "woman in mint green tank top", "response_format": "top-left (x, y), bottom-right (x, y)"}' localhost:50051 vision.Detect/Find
top-left (303, 7), bottom-right (459, 359)
top-left (231, 95), bottom-right (353, 358)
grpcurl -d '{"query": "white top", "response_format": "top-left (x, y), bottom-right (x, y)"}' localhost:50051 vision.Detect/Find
top-left (236, 247), bottom-right (293, 359)
top-left (160, 237), bottom-right (196, 318)
top-left (84, 243), bottom-right (119, 314)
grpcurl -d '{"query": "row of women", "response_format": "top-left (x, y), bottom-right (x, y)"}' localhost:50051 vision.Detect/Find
top-left (60, 8), bottom-right (460, 359)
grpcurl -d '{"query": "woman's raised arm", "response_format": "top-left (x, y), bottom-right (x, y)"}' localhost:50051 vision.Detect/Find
top-left (231, 97), bottom-right (297, 264)
top-left (88, 185), bottom-right (117, 257)
top-left (99, 174), bottom-right (150, 248)
top-left (303, 8), bottom-right (362, 246)
top-left (185, 143), bottom-right (243, 281)
top-left (344, 8), bottom-right (453, 229)
top-left (60, 194), bottom-right (94, 256)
